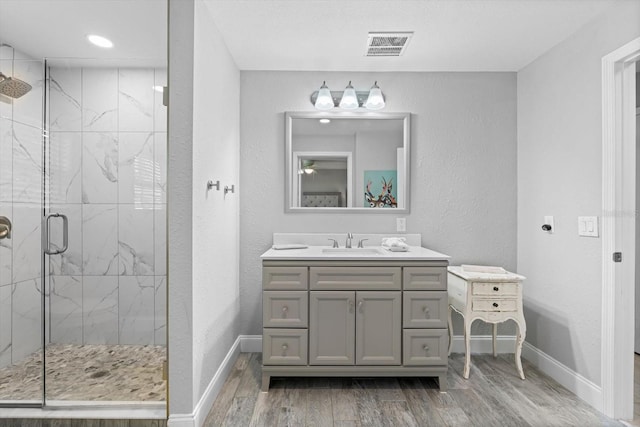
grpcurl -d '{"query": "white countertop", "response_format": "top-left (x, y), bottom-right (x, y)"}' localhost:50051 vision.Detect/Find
top-left (261, 245), bottom-right (450, 261)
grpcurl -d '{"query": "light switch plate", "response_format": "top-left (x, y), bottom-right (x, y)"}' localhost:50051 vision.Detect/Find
top-left (396, 217), bottom-right (406, 232)
top-left (578, 216), bottom-right (599, 237)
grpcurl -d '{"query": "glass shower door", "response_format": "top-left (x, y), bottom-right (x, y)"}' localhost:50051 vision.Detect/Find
top-left (0, 47), bottom-right (45, 406)
top-left (43, 58), bottom-right (167, 405)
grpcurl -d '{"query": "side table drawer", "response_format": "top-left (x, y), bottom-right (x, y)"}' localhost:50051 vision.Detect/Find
top-left (472, 299), bottom-right (517, 312)
top-left (263, 266), bottom-right (308, 290)
top-left (263, 291), bottom-right (308, 328)
top-left (403, 329), bottom-right (448, 366)
top-left (263, 329), bottom-right (308, 365)
top-left (403, 291), bottom-right (447, 328)
top-left (472, 282), bottom-right (518, 296)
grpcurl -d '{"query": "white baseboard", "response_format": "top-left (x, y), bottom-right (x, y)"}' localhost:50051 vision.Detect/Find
top-left (449, 334), bottom-right (516, 354)
top-left (168, 336), bottom-right (242, 427)
top-left (239, 334), bottom-right (262, 352)
top-left (521, 341), bottom-right (602, 413)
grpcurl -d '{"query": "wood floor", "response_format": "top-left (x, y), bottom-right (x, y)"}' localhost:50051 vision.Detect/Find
top-left (203, 352), bottom-right (622, 427)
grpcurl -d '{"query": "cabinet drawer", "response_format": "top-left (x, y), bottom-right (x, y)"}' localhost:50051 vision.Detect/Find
top-left (403, 267), bottom-right (447, 290)
top-left (403, 329), bottom-right (448, 366)
top-left (403, 291), bottom-right (447, 328)
top-left (263, 291), bottom-right (308, 328)
top-left (263, 266), bottom-right (308, 290)
top-left (310, 267), bottom-right (401, 290)
top-left (263, 329), bottom-right (308, 365)
top-left (472, 282), bottom-right (518, 296)
top-left (472, 299), bottom-right (517, 312)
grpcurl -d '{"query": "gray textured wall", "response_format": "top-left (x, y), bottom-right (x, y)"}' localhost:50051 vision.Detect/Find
top-left (239, 71), bottom-right (517, 336)
top-left (517, 0), bottom-right (640, 385)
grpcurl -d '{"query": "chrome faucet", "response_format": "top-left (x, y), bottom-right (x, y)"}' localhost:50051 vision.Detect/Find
top-left (345, 233), bottom-right (353, 248)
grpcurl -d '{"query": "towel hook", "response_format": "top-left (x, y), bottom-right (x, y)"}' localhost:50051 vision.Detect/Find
top-left (207, 180), bottom-right (220, 191)
top-left (224, 185), bottom-right (235, 195)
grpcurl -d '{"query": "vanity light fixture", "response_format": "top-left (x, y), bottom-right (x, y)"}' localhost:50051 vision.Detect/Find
top-left (87, 34), bottom-right (113, 49)
top-left (310, 81), bottom-right (386, 110)
top-left (314, 81), bottom-right (334, 110)
top-left (339, 81), bottom-right (359, 110)
top-left (364, 81), bottom-right (385, 110)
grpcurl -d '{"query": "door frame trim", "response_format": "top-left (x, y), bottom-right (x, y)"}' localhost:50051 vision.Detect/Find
top-left (601, 36), bottom-right (640, 419)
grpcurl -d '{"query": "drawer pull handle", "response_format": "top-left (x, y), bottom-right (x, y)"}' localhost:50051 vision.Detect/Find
top-left (423, 344), bottom-right (429, 352)
top-left (493, 286), bottom-right (499, 291)
top-left (349, 300), bottom-right (354, 312)
top-left (493, 302), bottom-right (499, 308)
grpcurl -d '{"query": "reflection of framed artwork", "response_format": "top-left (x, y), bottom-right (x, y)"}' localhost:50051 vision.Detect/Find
top-left (364, 170), bottom-right (397, 208)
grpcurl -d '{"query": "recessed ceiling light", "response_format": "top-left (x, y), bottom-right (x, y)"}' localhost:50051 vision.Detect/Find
top-left (87, 34), bottom-right (113, 49)
top-left (319, 118), bottom-right (331, 124)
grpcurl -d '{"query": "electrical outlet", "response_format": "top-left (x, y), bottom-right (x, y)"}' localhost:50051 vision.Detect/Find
top-left (396, 217), bottom-right (406, 232)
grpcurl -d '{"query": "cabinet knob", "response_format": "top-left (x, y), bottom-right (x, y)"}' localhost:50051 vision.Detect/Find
top-left (282, 305), bottom-right (288, 313)
top-left (358, 300), bottom-right (364, 313)
top-left (493, 302), bottom-right (499, 308)
top-left (282, 343), bottom-right (288, 352)
top-left (493, 286), bottom-right (499, 291)
top-left (423, 344), bottom-right (429, 352)
top-left (422, 306), bottom-right (430, 314)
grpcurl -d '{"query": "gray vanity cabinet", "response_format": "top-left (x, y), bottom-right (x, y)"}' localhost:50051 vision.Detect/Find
top-left (262, 260), bottom-right (449, 392)
top-left (309, 291), bottom-right (355, 365)
top-left (309, 290), bottom-right (402, 366)
top-left (355, 291), bottom-right (402, 365)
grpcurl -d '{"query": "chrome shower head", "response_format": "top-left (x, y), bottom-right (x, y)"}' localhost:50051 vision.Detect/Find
top-left (0, 72), bottom-right (32, 98)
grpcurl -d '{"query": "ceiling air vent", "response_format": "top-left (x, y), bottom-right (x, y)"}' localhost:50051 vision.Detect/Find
top-left (366, 32), bottom-right (413, 57)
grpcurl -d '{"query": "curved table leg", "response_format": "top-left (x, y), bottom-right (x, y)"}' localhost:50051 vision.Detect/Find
top-left (492, 323), bottom-right (498, 358)
top-left (515, 317), bottom-right (526, 380)
top-left (448, 305), bottom-right (454, 356)
top-left (463, 317), bottom-right (472, 379)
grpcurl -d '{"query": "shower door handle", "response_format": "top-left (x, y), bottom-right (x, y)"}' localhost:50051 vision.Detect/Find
top-left (43, 213), bottom-right (68, 255)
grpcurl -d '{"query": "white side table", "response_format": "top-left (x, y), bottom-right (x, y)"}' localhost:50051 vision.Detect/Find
top-left (447, 266), bottom-right (526, 379)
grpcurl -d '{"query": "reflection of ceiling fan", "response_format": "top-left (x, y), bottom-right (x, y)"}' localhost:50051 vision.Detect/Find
top-left (299, 160), bottom-right (316, 175)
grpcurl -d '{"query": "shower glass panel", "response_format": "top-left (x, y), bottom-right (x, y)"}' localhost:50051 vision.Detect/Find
top-left (43, 58), bottom-right (167, 404)
top-left (0, 46), bottom-right (45, 405)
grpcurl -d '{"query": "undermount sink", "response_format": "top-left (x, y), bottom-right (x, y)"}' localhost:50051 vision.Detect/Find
top-left (322, 247), bottom-right (383, 254)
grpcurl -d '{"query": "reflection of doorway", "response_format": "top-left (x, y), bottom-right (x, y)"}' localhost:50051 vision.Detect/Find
top-left (293, 151), bottom-right (353, 207)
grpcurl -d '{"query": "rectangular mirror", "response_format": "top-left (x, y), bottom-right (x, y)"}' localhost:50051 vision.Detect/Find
top-left (285, 112), bottom-right (410, 213)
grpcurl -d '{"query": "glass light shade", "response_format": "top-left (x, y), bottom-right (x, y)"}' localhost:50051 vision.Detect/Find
top-left (339, 81), bottom-right (359, 109)
top-left (364, 82), bottom-right (385, 110)
top-left (314, 81), bottom-right (334, 110)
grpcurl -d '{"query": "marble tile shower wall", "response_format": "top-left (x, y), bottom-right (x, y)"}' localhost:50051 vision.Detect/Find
top-left (0, 61), bottom-right (168, 370)
top-left (46, 67), bottom-right (167, 349)
top-left (0, 46), bottom-right (46, 370)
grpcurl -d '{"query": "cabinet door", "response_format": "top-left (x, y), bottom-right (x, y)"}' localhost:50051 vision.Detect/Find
top-left (309, 291), bottom-right (355, 365)
top-left (355, 291), bottom-right (401, 365)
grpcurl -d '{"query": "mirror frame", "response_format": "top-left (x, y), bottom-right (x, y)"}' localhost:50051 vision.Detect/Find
top-left (285, 111), bottom-right (411, 214)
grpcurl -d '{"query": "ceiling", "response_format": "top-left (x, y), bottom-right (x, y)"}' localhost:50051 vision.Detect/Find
top-left (0, 0), bottom-right (167, 67)
top-left (0, 0), bottom-right (620, 71)
top-left (206, 0), bottom-right (618, 72)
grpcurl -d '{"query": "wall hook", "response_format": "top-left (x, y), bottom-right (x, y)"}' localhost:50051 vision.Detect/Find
top-left (207, 180), bottom-right (220, 191)
top-left (224, 185), bottom-right (235, 195)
